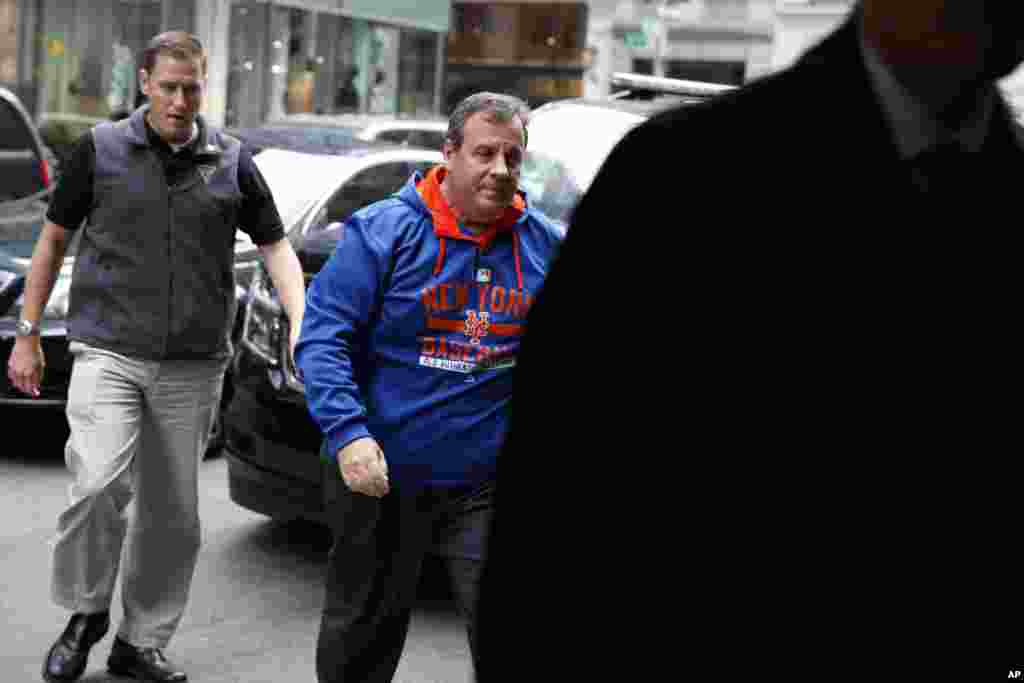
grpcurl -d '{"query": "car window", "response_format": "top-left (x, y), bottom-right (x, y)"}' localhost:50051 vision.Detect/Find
top-left (253, 149), bottom-right (365, 230)
top-left (235, 125), bottom-right (362, 156)
top-left (0, 99), bottom-right (38, 153)
top-left (307, 161), bottom-right (415, 235)
top-left (374, 130), bottom-right (409, 145)
top-left (0, 98), bottom-right (46, 201)
top-left (519, 151), bottom-right (582, 226)
top-left (518, 104), bottom-right (644, 227)
top-left (372, 129), bottom-right (445, 150)
top-left (525, 105), bottom-right (643, 194)
top-left (408, 130), bottom-right (446, 150)
top-left (297, 126), bottom-right (359, 151)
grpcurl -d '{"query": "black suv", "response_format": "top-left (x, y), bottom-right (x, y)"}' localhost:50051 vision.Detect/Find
top-left (0, 87), bottom-right (52, 204)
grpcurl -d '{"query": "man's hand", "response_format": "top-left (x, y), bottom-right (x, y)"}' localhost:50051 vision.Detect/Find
top-left (7, 336), bottom-right (44, 398)
top-left (338, 437), bottom-right (389, 497)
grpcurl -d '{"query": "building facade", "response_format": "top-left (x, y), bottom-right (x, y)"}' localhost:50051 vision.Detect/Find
top-left (770, 0), bottom-right (847, 72)
top-left (772, 0), bottom-right (1024, 115)
top-left (444, 0), bottom-right (590, 112)
top-left (585, 0), bottom-right (775, 98)
top-left (2, 0), bottom-right (42, 115)
top-left (4, 0), bottom-right (448, 129)
top-left (214, 0), bottom-right (448, 128)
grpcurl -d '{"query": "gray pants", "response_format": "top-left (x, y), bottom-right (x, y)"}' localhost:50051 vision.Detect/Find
top-left (51, 342), bottom-right (226, 649)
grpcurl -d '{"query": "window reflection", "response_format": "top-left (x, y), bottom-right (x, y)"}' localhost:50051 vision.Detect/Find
top-left (229, 8), bottom-right (440, 121)
top-left (519, 151), bottom-right (580, 226)
top-left (309, 162), bottom-right (416, 233)
top-left (316, 14), bottom-right (357, 114)
top-left (227, 2), bottom-right (264, 128)
top-left (33, 0), bottom-right (195, 171)
top-left (39, 0), bottom-right (178, 119)
top-left (398, 29), bottom-right (438, 117)
top-left (284, 7), bottom-right (314, 114)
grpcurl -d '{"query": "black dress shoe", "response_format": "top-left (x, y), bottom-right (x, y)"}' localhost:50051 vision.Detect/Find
top-left (107, 637), bottom-right (187, 682)
top-left (42, 611), bottom-right (111, 682)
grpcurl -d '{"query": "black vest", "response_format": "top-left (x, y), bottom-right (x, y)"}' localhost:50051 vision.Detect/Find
top-left (67, 107), bottom-right (244, 360)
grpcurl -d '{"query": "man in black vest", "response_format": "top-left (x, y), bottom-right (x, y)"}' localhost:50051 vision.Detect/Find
top-left (8, 32), bottom-right (305, 682)
top-left (476, 2), bottom-right (1024, 679)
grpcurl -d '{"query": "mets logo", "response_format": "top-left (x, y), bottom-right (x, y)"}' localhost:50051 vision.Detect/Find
top-left (463, 310), bottom-right (490, 345)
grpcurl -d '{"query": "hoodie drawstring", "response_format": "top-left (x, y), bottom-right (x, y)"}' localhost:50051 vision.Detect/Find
top-left (512, 232), bottom-right (524, 291)
top-left (433, 237), bottom-right (446, 277)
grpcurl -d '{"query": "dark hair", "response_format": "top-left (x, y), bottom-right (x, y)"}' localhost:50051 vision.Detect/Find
top-left (446, 92), bottom-right (530, 149)
top-left (140, 31), bottom-right (207, 75)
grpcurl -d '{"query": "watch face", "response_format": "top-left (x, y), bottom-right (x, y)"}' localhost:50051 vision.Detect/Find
top-left (16, 319), bottom-right (37, 336)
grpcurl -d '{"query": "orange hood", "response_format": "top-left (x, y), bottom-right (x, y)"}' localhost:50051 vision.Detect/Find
top-left (416, 166), bottom-right (526, 252)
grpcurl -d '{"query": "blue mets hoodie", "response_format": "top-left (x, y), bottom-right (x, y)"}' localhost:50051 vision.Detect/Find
top-left (295, 166), bottom-right (563, 489)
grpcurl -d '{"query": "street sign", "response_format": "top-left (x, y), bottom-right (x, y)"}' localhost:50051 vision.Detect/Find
top-left (46, 35), bottom-right (65, 61)
top-left (641, 17), bottom-right (659, 39)
top-left (623, 31), bottom-right (646, 48)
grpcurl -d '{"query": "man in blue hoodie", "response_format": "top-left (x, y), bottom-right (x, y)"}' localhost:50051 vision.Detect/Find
top-left (295, 92), bottom-right (562, 682)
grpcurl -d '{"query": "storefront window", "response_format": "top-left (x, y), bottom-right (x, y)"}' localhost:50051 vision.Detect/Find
top-left (367, 24), bottom-right (399, 114)
top-left (449, 2), bottom-right (588, 66)
top-left (38, 0), bottom-right (195, 120)
top-left (314, 13), bottom-right (356, 114)
top-left (251, 5), bottom-right (317, 119)
top-left (284, 6), bottom-right (315, 115)
top-left (109, 1), bottom-right (162, 114)
top-left (398, 29), bottom-right (438, 117)
top-left (228, 5), bottom-right (441, 125)
top-left (266, 5), bottom-right (290, 120)
top-left (226, 1), bottom-right (269, 128)
top-left (162, 1), bottom-right (194, 40)
top-left (314, 18), bottom-right (438, 117)
top-left (0, 0), bottom-right (16, 84)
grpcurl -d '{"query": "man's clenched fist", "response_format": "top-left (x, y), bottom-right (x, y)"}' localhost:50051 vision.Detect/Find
top-left (338, 437), bottom-right (389, 497)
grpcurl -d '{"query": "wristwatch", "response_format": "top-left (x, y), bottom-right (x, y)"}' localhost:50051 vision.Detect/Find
top-left (15, 319), bottom-right (40, 336)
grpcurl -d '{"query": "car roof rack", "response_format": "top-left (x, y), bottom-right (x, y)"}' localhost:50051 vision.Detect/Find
top-left (609, 72), bottom-right (737, 99)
